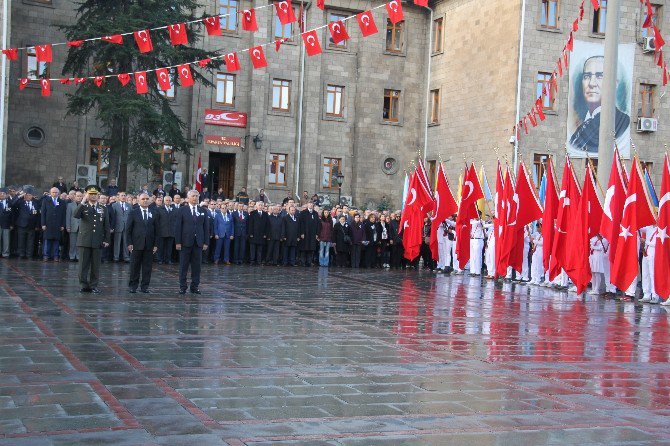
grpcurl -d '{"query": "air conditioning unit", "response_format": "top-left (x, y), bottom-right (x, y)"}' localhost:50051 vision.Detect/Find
top-left (339, 195), bottom-right (353, 206)
top-left (75, 164), bottom-right (97, 187)
top-left (637, 117), bottom-right (658, 132)
top-left (162, 170), bottom-right (183, 189)
top-left (643, 36), bottom-right (655, 53)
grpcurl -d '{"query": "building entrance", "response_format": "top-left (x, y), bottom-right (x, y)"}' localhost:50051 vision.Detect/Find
top-left (209, 153), bottom-right (236, 200)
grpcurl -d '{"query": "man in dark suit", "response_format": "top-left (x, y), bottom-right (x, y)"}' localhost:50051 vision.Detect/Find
top-left (12, 189), bottom-right (40, 259)
top-left (174, 190), bottom-right (209, 294)
top-left (213, 202), bottom-right (234, 264)
top-left (232, 202), bottom-right (248, 265)
top-left (281, 205), bottom-right (300, 266)
top-left (155, 195), bottom-right (176, 264)
top-left (204, 201), bottom-right (217, 263)
top-left (265, 205), bottom-right (283, 266)
top-left (53, 177), bottom-right (68, 194)
top-left (247, 202), bottom-right (268, 265)
top-left (0, 188), bottom-right (13, 258)
top-left (126, 193), bottom-right (159, 293)
top-left (74, 186), bottom-right (111, 293)
top-left (41, 187), bottom-right (66, 261)
top-left (299, 202), bottom-right (320, 267)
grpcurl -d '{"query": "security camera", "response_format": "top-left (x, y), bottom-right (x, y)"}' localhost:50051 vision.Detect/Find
top-left (509, 135), bottom-right (516, 145)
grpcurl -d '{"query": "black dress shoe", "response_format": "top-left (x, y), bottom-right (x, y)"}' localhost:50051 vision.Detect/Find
top-left (128, 288), bottom-right (137, 294)
top-left (80, 287), bottom-right (92, 293)
top-left (90, 288), bottom-right (101, 294)
top-left (179, 289), bottom-right (187, 295)
top-left (190, 289), bottom-right (201, 294)
top-left (140, 289), bottom-right (150, 294)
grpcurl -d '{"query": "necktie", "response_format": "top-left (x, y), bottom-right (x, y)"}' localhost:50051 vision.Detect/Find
top-left (53, 198), bottom-right (57, 206)
top-left (143, 209), bottom-right (147, 221)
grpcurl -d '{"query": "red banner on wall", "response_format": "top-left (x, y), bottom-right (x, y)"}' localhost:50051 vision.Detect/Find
top-left (204, 109), bottom-right (247, 127)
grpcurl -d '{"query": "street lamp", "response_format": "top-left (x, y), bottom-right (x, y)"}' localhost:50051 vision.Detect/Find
top-left (170, 159), bottom-right (178, 188)
top-left (195, 129), bottom-right (203, 145)
top-left (253, 133), bottom-right (263, 150)
top-left (336, 170), bottom-right (344, 206)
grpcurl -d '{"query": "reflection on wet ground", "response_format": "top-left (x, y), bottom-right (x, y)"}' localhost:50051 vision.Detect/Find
top-left (0, 260), bottom-right (669, 445)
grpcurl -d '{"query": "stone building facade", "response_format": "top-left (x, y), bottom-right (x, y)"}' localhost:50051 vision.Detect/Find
top-left (3, 0), bottom-right (667, 206)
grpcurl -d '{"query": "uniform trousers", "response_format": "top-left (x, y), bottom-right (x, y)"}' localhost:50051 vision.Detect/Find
top-left (78, 247), bottom-right (101, 289)
top-left (642, 247), bottom-right (657, 298)
top-left (469, 239), bottom-right (484, 274)
top-left (68, 232), bottom-right (79, 260)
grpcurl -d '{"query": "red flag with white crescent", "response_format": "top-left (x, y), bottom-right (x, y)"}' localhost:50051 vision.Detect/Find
top-left (328, 20), bottom-right (350, 44)
top-left (134, 30), bottom-right (153, 53)
top-left (35, 44), bottom-right (52, 63)
top-left (169, 23), bottom-right (189, 46)
top-left (195, 153), bottom-right (203, 193)
top-left (155, 68), bottom-right (171, 91)
top-left (225, 52), bottom-right (241, 72)
top-left (177, 64), bottom-right (194, 87)
top-left (241, 9), bottom-right (258, 32)
top-left (40, 78), bottom-right (51, 97)
top-left (302, 30), bottom-right (322, 56)
top-left (203, 16), bottom-right (222, 36)
top-left (249, 46), bottom-right (268, 69)
top-left (549, 156), bottom-right (581, 281)
top-left (429, 163), bottom-right (458, 261)
top-left (134, 71), bottom-right (149, 94)
top-left (356, 11), bottom-right (378, 37)
top-left (655, 153), bottom-right (670, 299)
top-left (599, 147), bottom-right (628, 268)
top-left (274, 0), bottom-right (296, 25)
top-left (386, 0), bottom-right (404, 24)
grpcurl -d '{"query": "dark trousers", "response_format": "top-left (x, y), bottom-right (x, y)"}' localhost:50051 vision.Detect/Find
top-left (78, 247), bottom-right (101, 289)
top-left (283, 245), bottom-right (296, 265)
top-left (179, 245), bottom-right (202, 290)
top-left (336, 249), bottom-right (349, 267)
top-left (351, 245), bottom-right (362, 268)
top-left (233, 235), bottom-right (246, 263)
top-left (157, 237), bottom-right (174, 263)
top-left (43, 238), bottom-right (60, 259)
top-left (17, 227), bottom-right (35, 258)
top-left (214, 237), bottom-right (231, 263)
top-left (249, 242), bottom-right (264, 264)
top-left (363, 244), bottom-right (376, 268)
top-left (300, 250), bottom-right (313, 266)
top-left (129, 248), bottom-right (153, 291)
top-left (265, 239), bottom-right (281, 264)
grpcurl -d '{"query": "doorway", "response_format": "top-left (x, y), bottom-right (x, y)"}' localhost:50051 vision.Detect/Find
top-left (209, 152), bottom-right (236, 199)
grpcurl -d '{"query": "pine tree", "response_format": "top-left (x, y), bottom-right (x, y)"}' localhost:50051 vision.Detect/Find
top-left (60, 0), bottom-right (221, 188)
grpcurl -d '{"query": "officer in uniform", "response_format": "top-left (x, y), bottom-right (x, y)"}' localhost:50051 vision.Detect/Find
top-left (73, 185), bottom-right (110, 293)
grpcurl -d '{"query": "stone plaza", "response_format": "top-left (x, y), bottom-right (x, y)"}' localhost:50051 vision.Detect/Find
top-left (0, 261), bottom-right (668, 445)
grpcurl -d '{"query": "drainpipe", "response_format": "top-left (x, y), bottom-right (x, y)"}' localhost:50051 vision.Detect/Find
top-left (513, 0), bottom-right (527, 170)
top-left (294, 5), bottom-right (306, 198)
top-left (0, 0), bottom-right (9, 186)
top-left (423, 5), bottom-right (433, 163)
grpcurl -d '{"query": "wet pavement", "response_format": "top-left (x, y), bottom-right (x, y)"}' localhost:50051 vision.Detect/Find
top-left (0, 260), bottom-right (669, 445)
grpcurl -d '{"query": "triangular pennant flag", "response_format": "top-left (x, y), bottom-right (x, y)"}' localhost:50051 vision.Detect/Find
top-left (249, 46), bottom-right (268, 69)
top-left (316, 0), bottom-right (325, 10)
top-left (40, 78), bottom-right (50, 97)
top-left (566, 32), bottom-right (574, 51)
top-left (357, 11), bottom-right (378, 37)
top-left (35, 44), bottom-right (52, 63)
top-left (302, 30), bottom-right (322, 56)
top-left (654, 25), bottom-right (665, 51)
top-left (535, 98), bottom-right (546, 121)
top-left (155, 68), bottom-right (172, 91)
top-left (1, 48), bottom-right (17, 60)
top-left (203, 16), bottom-right (222, 36)
top-left (75, 77), bottom-right (86, 85)
top-left (19, 78), bottom-right (28, 90)
top-left (94, 76), bottom-right (104, 87)
top-left (528, 111), bottom-right (538, 127)
top-left (169, 23), bottom-right (189, 45)
top-left (414, 0), bottom-right (428, 6)
top-left (101, 34), bottom-right (123, 44)
top-left (117, 73), bottom-right (131, 86)
top-left (664, 64), bottom-right (669, 86)
top-left (134, 30), bottom-right (153, 53)
top-left (591, 0), bottom-right (599, 11)
top-left (557, 57), bottom-right (563, 77)
top-left (658, 50), bottom-right (665, 68)
top-left (655, 153), bottom-right (670, 298)
top-left (60, 78), bottom-right (71, 85)
top-left (225, 52), bottom-right (241, 72)
top-left (198, 58), bottom-right (211, 68)
top-left (134, 71), bottom-right (148, 94)
top-left (328, 20), bottom-right (350, 44)
top-left (572, 18), bottom-right (579, 32)
top-left (177, 64), bottom-right (194, 87)
top-left (275, 0), bottom-right (296, 25)
top-left (643, 0), bottom-right (654, 28)
top-left (579, 1), bottom-right (585, 20)
top-left (241, 9), bottom-right (258, 32)
top-left (386, 0), bottom-right (404, 24)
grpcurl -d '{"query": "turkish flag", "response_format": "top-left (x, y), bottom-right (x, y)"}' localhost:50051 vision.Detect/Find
top-left (528, 111), bottom-right (537, 127)
top-left (302, 30), bottom-right (322, 56)
top-left (535, 98), bottom-right (546, 121)
top-left (94, 76), bottom-right (104, 87)
top-left (155, 68), bottom-right (171, 91)
top-left (198, 58), bottom-right (211, 68)
top-left (328, 20), bottom-right (350, 44)
top-left (386, 0), bottom-right (404, 24)
top-left (572, 18), bottom-right (579, 32)
top-left (557, 57), bottom-right (563, 77)
top-left (516, 160), bottom-right (543, 227)
top-left (591, 0), bottom-right (600, 11)
top-left (225, 52), bottom-right (241, 72)
top-left (169, 23), bottom-right (189, 46)
top-left (493, 162), bottom-right (505, 276)
top-left (456, 163), bottom-right (484, 225)
top-left (275, 0), bottom-right (296, 25)
top-left (177, 64), bottom-right (194, 87)
top-left (101, 34), bottom-right (123, 44)
top-left (600, 147), bottom-right (628, 268)
top-left (643, 0), bottom-right (654, 28)
top-left (1, 48), bottom-right (17, 60)
top-left (497, 170), bottom-right (518, 274)
top-left (249, 46), bottom-right (268, 69)
top-left (654, 25), bottom-right (665, 51)
top-left (195, 153), bottom-right (203, 193)
top-left (35, 44), bottom-right (52, 63)
top-left (566, 32), bottom-right (574, 52)
top-left (655, 154), bottom-right (670, 299)
top-left (357, 11), bottom-right (378, 37)
top-left (19, 78), bottom-right (28, 91)
top-left (241, 9), bottom-right (258, 32)
top-left (40, 78), bottom-right (50, 97)
top-left (67, 40), bottom-right (84, 47)
top-left (401, 204), bottom-right (423, 261)
top-left (75, 77), bottom-right (86, 85)
top-left (414, 0), bottom-right (428, 6)
top-left (611, 157), bottom-right (657, 291)
top-left (134, 71), bottom-right (148, 94)
top-left (60, 78), bottom-right (71, 85)
top-left (549, 156), bottom-right (581, 281)
top-left (565, 164), bottom-right (602, 294)
top-left (658, 50), bottom-right (665, 68)
top-left (316, 0), bottom-right (324, 10)
top-left (430, 162), bottom-right (458, 260)
top-left (134, 30), bottom-right (153, 53)
top-left (117, 73), bottom-right (131, 86)
top-left (203, 16), bottom-right (222, 36)
top-left (400, 161), bottom-right (434, 232)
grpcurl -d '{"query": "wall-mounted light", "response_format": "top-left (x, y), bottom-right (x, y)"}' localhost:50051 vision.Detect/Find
top-left (253, 133), bottom-right (263, 150)
top-left (196, 129), bottom-right (203, 145)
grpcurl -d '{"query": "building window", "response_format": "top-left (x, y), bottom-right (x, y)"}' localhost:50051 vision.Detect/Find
top-left (272, 79), bottom-right (291, 112)
top-left (216, 73), bottom-right (235, 106)
top-left (586, 158), bottom-right (599, 176)
top-left (219, 0), bottom-right (239, 32)
top-left (158, 69), bottom-right (175, 99)
top-left (641, 160), bottom-right (654, 175)
top-left (328, 12), bottom-right (348, 48)
top-left (268, 153), bottom-right (287, 186)
top-left (152, 144), bottom-right (174, 182)
top-left (326, 85), bottom-right (344, 117)
top-left (536, 72), bottom-right (554, 110)
top-left (26, 47), bottom-right (49, 80)
top-left (430, 89), bottom-right (440, 124)
top-left (593, 0), bottom-right (607, 34)
top-left (641, 4), bottom-right (661, 38)
top-left (533, 153), bottom-right (549, 186)
top-left (432, 17), bottom-right (444, 53)
top-left (322, 157), bottom-right (342, 189)
top-left (386, 19), bottom-right (404, 53)
top-left (540, 0), bottom-right (559, 29)
top-left (89, 138), bottom-right (110, 176)
top-left (274, 7), bottom-right (296, 40)
top-left (639, 83), bottom-right (655, 118)
top-left (383, 89), bottom-right (400, 122)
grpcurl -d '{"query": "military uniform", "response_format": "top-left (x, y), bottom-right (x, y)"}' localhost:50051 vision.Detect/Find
top-left (73, 187), bottom-right (110, 292)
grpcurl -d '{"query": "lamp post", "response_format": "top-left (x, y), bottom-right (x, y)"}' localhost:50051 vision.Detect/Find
top-left (170, 159), bottom-right (178, 188)
top-left (336, 170), bottom-right (344, 206)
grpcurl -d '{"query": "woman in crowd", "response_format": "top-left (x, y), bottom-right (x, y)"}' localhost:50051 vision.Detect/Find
top-left (378, 214), bottom-right (394, 268)
top-left (350, 214), bottom-right (366, 269)
top-left (333, 215), bottom-right (351, 267)
top-left (389, 213), bottom-right (403, 269)
top-left (318, 209), bottom-right (333, 267)
top-left (363, 213), bottom-right (380, 268)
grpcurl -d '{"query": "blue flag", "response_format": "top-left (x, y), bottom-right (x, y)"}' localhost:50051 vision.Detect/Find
top-left (538, 172), bottom-right (547, 206)
top-left (645, 168), bottom-right (659, 207)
